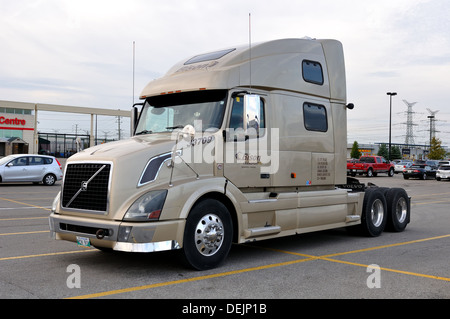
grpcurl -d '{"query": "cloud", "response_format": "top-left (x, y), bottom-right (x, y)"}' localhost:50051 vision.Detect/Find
top-left (1, 0), bottom-right (450, 144)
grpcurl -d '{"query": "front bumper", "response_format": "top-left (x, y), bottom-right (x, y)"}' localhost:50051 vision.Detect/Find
top-left (49, 213), bottom-right (184, 252)
top-left (437, 173), bottom-right (450, 180)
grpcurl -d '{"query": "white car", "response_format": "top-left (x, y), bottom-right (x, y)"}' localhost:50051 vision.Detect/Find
top-left (0, 154), bottom-right (63, 185)
top-left (394, 160), bottom-right (413, 174)
top-left (436, 165), bottom-right (450, 181)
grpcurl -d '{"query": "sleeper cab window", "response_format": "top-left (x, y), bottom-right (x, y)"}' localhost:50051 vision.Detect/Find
top-left (302, 60), bottom-right (323, 85)
top-left (303, 102), bottom-right (327, 132)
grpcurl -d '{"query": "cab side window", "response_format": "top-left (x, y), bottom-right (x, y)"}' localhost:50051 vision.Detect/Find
top-left (229, 95), bottom-right (265, 138)
top-left (302, 60), bottom-right (323, 85)
top-left (303, 102), bottom-right (327, 132)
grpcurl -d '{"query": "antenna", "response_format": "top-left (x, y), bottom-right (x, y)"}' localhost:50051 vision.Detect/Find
top-left (132, 41), bottom-right (135, 104)
top-left (249, 13), bottom-right (252, 90)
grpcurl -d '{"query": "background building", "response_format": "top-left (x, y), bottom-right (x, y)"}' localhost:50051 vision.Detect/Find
top-left (0, 100), bottom-right (130, 157)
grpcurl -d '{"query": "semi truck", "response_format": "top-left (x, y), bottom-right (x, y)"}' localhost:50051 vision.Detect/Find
top-left (49, 38), bottom-right (411, 270)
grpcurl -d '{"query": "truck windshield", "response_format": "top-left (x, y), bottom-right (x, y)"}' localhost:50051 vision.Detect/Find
top-left (135, 90), bottom-right (227, 135)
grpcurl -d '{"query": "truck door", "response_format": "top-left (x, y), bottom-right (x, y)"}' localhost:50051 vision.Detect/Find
top-left (223, 93), bottom-right (272, 188)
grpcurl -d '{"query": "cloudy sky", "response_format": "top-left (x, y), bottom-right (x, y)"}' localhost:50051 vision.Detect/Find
top-left (1, 0), bottom-right (449, 145)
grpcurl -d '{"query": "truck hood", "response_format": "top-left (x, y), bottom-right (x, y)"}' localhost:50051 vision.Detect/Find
top-left (71, 133), bottom-right (176, 161)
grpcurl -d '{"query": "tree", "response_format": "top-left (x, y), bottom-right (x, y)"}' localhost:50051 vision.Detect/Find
top-left (428, 137), bottom-right (446, 160)
top-left (377, 144), bottom-right (388, 159)
top-left (350, 141), bottom-right (361, 159)
top-left (391, 146), bottom-right (402, 160)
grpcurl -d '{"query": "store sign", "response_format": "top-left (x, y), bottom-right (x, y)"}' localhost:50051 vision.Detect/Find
top-left (0, 116), bottom-right (26, 125)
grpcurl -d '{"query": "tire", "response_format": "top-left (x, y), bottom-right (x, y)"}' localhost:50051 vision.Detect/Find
top-left (182, 199), bottom-right (233, 270)
top-left (421, 173), bottom-right (427, 180)
top-left (385, 188), bottom-right (410, 232)
top-left (436, 177), bottom-right (441, 181)
top-left (43, 174), bottom-right (56, 186)
top-left (403, 175), bottom-right (409, 180)
top-left (367, 168), bottom-right (374, 177)
top-left (359, 188), bottom-right (387, 237)
top-left (388, 168), bottom-right (395, 177)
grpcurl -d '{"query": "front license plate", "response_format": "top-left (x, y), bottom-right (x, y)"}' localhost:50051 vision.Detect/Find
top-left (76, 236), bottom-right (91, 247)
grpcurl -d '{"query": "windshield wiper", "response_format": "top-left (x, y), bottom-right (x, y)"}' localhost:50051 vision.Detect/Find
top-left (135, 130), bottom-right (153, 135)
top-left (166, 125), bottom-right (184, 130)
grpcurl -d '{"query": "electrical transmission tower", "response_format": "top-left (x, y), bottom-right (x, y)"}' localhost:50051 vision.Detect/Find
top-left (426, 108), bottom-right (439, 145)
top-left (402, 100), bottom-right (417, 146)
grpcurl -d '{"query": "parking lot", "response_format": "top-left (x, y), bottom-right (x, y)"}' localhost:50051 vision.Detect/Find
top-left (1, 173), bottom-right (449, 303)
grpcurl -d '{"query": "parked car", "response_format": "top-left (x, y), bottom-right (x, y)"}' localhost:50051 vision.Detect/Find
top-left (394, 160), bottom-right (413, 174)
top-left (436, 165), bottom-right (450, 181)
top-left (425, 160), bottom-right (440, 170)
top-left (0, 154), bottom-right (63, 185)
top-left (402, 164), bottom-right (436, 180)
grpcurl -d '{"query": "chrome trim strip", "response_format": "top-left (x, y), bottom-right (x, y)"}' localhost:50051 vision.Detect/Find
top-left (248, 199), bottom-right (278, 203)
top-left (138, 152), bottom-right (172, 187)
top-left (113, 240), bottom-right (180, 253)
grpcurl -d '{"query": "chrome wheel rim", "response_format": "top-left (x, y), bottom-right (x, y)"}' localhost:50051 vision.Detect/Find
top-left (396, 197), bottom-right (408, 223)
top-left (371, 198), bottom-right (384, 227)
top-left (195, 214), bottom-right (224, 256)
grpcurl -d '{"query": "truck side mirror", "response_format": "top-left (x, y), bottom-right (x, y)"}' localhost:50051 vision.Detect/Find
top-left (131, 103), bottom-right (144, 136)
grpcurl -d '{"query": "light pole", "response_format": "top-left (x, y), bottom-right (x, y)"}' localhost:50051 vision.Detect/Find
top-left (387, 92), bottom-right (397, 161)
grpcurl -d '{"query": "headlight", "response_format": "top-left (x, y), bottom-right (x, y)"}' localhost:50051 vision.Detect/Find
top-left (123, 190), bottom-right (167, 221)
top-left (52, 191), bottom-right (61, 212)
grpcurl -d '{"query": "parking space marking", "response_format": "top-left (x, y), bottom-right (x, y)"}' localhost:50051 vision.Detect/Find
top-left (0, 216), bottom-right (48, 221)
top-left (260, 234), bottom-right (450, 283)
top-left (67, 233), bottom-right (450, 299)
top-left (0, 197), bottom-right (51, 211)
top-left (0, 230), bottom-right (49, 236)
top-left (0, 249), bottom-right (96, 261)
top-left (68, 257), bottom-right (317, 299)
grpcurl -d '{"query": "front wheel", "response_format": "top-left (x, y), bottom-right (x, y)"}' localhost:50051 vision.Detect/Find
top-left (182, 199), bottom-right (233, 270)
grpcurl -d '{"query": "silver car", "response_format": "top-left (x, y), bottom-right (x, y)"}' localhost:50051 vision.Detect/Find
top-left (394, 160), bottom-right (413, 174)
top-left (0, 154), bottom-right (63, 185)
top-left (436, 165), bottom-right (450, 181)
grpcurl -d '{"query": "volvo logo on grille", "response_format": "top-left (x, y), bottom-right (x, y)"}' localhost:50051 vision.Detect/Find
top-left (81, 181), bottom-right (88, 191)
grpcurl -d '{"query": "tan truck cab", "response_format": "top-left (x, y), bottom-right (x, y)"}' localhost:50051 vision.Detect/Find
top-left (49, 38), bottom-right (410, 270)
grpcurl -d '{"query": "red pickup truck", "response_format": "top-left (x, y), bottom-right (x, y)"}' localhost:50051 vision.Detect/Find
top-left (347, 155), bottom-right (395, 177)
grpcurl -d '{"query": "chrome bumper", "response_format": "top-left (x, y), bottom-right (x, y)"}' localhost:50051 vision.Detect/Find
top-left (49, 213), bottom-right (183, 253)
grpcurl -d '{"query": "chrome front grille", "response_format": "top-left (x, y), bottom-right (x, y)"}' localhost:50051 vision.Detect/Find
top-left (62, 163), bottom-right (111, 213)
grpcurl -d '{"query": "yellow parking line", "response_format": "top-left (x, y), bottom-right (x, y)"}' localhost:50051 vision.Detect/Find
top-left (68, 257), bottom-right (316, 299)
top-left (412, 200), bottom-right (450, 205)
top-left (0, 216), bottom-right (48, 221)
top-left (68, 234), bottom-right (450, 299)
top-left (0, 230), bottom-right (49, 236)
top-left (0, 197), bottom-right (51, 211)
top-left (0, 249), bottom-right (96, 261)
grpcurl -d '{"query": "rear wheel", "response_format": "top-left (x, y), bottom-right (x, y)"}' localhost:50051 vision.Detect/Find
top-left (182, 199), bottom-right (233, 270)
top-left (359, 188), bottom-right (387, 237)
top-left (385, 188), bottom-right (410, 232)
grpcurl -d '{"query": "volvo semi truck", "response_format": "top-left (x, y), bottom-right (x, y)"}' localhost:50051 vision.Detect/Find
top-left (49, 38), bottom-right (410, 270)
